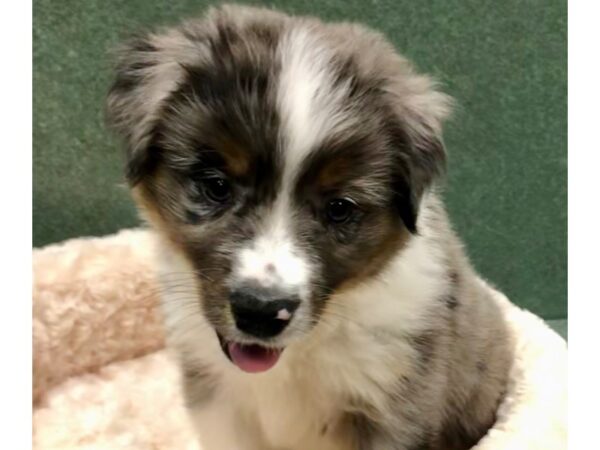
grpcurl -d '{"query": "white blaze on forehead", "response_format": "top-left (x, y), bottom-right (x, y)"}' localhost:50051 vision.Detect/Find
top-left (235, 26), bottom-right (353, 294)
top-left (276, 25), bottom-right (354, 184)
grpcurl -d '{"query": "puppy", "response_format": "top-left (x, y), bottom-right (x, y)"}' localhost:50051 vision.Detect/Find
top-left (106, 4), bottom-right (513, 449)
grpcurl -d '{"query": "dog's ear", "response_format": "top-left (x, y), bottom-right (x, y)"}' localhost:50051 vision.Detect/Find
top-left (386, 71), bottom-right (452, 233)
top-left (105, 33), bottom-right (189, 185)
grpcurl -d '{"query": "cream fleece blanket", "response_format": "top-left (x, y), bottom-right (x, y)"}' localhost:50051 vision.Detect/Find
top-left (32, 229), bottom-right (567, 449)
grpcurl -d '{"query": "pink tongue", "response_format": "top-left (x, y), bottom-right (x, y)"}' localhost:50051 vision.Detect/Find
top-left (228, 343), bottom-right (282, 373)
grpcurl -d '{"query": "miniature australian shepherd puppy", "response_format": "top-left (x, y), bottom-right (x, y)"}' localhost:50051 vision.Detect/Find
top-left (106, 4), bottom-right (513, 449)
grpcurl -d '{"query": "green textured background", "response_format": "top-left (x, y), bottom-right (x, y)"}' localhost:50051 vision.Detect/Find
top-left (33, 0), bottom-right (567, 332)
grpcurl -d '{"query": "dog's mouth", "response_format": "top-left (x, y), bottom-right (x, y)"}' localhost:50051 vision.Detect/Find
top-left (217, 333), bottom-right (283, 373)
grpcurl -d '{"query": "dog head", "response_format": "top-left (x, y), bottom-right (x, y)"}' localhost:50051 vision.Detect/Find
top-left (106, 5), bottom-right (451, 372)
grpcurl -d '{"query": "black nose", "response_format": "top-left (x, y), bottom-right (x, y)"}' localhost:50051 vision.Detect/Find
top-left (229, 289), bottom-right (301, 338)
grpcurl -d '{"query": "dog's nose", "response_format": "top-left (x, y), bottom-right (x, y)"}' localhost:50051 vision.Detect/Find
top-left (229, 288), bottom-right (301, 338)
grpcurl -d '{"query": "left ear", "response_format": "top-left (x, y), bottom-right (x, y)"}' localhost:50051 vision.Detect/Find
top-left (105, 30), bottom-right (197, 185)
top-left (386, 69), bottom-right (452, 233)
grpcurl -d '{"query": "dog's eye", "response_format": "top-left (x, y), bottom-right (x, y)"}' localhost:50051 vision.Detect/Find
top-left (326, 198), bottom-right (356, 224)
top-left (202, 177), bottom-right (232, 203)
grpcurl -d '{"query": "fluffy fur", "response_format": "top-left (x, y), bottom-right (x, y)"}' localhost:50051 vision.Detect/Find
top-left (104, 5), bottom-right (537, 449)
top-left (32, 230), bottom-right (566, 450)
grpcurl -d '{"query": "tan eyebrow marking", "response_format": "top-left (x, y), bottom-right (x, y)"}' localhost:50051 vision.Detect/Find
top-left (216, 137), bottom-right (251, 177)
top-left (316, 154), bottom-right (355, 190)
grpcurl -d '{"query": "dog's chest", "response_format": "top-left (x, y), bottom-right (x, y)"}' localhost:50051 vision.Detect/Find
top-left (231, 362), bottom-right (346, 450)
top-left (227, 327), bottom-right (408, 450)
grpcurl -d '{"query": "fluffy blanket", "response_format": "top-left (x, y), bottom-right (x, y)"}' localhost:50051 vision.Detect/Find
top-left (32, 229), bottom-right (567, 449)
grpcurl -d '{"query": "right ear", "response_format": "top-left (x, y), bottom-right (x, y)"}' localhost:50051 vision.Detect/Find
top-left (385, 67), bottom-right (453, 234)
top-left (105, 32), bottom-right (188, 184)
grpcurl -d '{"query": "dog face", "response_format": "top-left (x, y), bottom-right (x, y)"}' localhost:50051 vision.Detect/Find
top-left (107, 5), bottom-right (450, 372)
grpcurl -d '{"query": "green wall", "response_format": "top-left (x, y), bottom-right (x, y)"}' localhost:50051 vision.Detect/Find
top-left (33, 0), bottom-right (567, 324)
